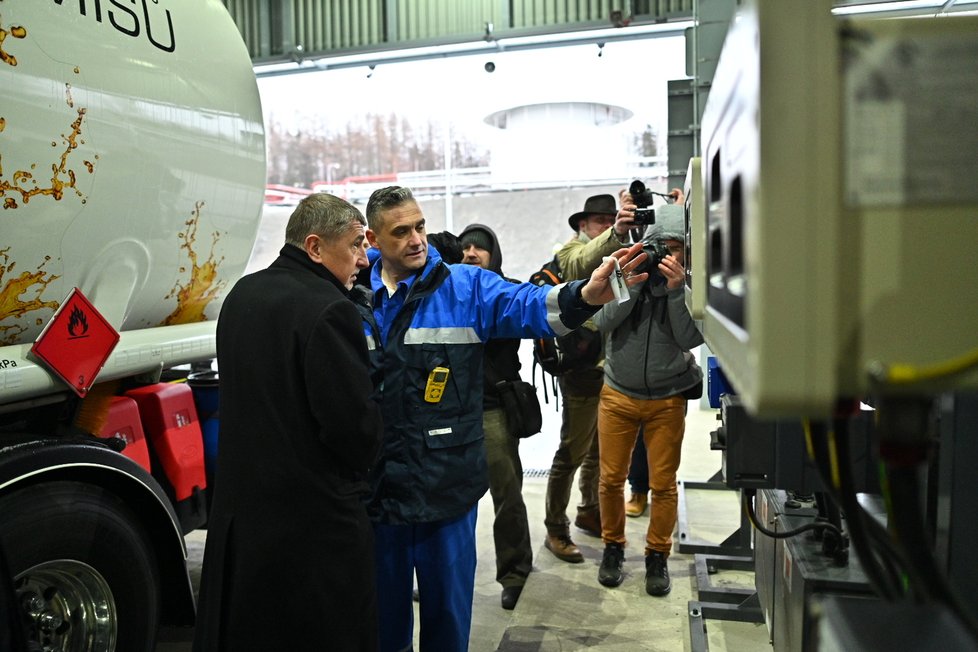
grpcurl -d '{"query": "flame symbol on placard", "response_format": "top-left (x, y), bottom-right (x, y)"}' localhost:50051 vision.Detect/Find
top-left (0, 248), bottom-right (61, 345)
top-left (67, 304), bottom-right (88, 337)
top-left (161, 201), bottom-right (227, 325)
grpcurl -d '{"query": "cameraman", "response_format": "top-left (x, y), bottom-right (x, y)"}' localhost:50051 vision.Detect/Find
top-left (623, 186), bottom-right (683, 519)
top-left (542, 193), bottom-right (638, 564)
top-left (591, 190), bottom-right (703, 598)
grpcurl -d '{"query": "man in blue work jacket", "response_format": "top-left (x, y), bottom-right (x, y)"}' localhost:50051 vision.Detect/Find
top-left (359, 186), bottom-right (648, 652)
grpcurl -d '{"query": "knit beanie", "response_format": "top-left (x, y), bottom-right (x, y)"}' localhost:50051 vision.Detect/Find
top-left (460, 228), bottom-right (493, 253)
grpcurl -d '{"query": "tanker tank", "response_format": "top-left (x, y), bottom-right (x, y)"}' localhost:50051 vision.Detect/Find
top-left (0, 0), bottom-right (266, 401)
top-left (0, 2), bottom-right (267, 648)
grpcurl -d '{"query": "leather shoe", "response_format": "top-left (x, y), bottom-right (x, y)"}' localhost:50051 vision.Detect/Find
top-left (544, 533), bottom-right (584, 563)
top-left (574, 511), bottom-right (601, 537)
top-left (625, 492), bottom-right (648, 518)
top-left (501, 585), bottom-right (523, 610)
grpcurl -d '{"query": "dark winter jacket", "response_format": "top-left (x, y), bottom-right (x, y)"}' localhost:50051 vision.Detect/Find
top-left (193, 244), bottom-right (383, 652)
top-left (459, 223), bottom-right (522, 411)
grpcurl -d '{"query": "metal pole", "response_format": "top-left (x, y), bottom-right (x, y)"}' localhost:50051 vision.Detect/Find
top-left (444, 118), bottom-right (454, 233)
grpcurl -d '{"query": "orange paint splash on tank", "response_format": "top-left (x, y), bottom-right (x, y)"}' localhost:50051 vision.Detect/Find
top-left (161, 202), bottom-right (227, 326)
top-left (0, 248), bottom-right (61, 345)
top-left (1, 84), bottom-right (95, 209)
top-left (0, 17), bottom-right (27, 67)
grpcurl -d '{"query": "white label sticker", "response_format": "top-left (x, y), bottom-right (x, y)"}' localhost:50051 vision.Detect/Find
top-left (844, 26), bottom-right (978, 207)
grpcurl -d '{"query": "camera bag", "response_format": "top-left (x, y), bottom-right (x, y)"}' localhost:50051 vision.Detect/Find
top-left (495, 379), bottom-right (543, 438)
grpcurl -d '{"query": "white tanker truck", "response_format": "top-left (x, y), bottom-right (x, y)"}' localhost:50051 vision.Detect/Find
top-left (0, 1), bottom-right (266, 649)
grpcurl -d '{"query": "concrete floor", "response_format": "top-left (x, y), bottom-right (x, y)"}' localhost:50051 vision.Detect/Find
top-left (466, 399), bottom-right (769, 652)
top-left (155, 393), bottom-right (771, 651)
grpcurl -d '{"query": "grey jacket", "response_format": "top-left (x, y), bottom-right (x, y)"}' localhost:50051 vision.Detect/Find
top-left (593, 205), bottom-right (703, 400)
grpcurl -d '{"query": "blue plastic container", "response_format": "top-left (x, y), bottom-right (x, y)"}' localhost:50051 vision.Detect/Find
top-left (707, 357), bottom-right (734, 408)
top-left (187, 370), bottom-right (220, 484)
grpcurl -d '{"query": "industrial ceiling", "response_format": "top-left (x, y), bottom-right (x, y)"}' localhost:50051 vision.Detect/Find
top-left (222, 0), bottom-right (978, 77)
top-left (222, 0), bottom-right (694, 72)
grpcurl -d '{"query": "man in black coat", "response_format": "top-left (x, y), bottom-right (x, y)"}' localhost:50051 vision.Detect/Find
top-left (193, 193), bottom-right (384, 652)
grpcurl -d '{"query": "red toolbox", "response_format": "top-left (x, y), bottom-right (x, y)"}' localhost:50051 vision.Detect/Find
top-left (98, 396), bottom-right (152, 473)
top-left (125, 383), bottom-right (207, 501)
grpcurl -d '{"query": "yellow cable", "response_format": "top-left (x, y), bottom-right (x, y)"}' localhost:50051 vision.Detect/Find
top-left (877, 347), bottom-right (978, 385)
top-left (827, 426), bottom-right (841, 491)
top-left (802, 419), bottom-right (815, 461)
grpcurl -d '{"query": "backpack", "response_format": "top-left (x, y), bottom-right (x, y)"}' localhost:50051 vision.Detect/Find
top-left (528, 254), bottom-right (603, 404)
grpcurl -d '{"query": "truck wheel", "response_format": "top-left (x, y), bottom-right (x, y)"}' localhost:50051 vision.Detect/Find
top-left (0, 481), bottom-right (161, 652)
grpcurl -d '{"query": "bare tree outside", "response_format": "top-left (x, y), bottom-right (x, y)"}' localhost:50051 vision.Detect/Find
top-left (265, 114), bottom-right (659, 189)
top-left (635, 123), bottom-right (660, 157)
top-left (265, 112), bottom-right (492, 187)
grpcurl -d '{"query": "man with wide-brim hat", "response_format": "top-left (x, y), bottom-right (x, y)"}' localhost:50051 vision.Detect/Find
top-left (566, 193), bottom-right (620, 232)
top-left (542, 190), bottom-right (639, 564)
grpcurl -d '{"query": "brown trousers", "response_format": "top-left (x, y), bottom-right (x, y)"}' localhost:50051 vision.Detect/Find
top-left (544, 388), bottom-right (600, 536)
top-left (597, 385), bottom-right (686, 556)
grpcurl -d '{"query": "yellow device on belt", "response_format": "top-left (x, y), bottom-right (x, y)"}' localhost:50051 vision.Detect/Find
top-left (424, 366), bottom-right (450, 403)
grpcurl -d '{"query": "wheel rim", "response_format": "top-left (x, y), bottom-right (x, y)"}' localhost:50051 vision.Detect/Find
top-left (15, 559), bottom-right (118, 652)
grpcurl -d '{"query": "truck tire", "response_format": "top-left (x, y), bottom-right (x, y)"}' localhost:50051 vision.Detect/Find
top-left (0, 480), bottom-right (162, 652)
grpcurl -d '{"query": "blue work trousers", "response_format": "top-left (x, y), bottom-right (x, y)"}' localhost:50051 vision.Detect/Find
top-left (372, 506), bottom-right (478, 652)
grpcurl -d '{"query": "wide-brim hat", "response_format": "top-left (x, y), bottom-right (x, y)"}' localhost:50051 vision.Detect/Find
top-left (568, 194), bottom-right (617, 230)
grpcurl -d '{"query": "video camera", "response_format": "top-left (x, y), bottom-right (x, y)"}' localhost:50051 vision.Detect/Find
top-left (633, 240), bottom-right (675, 278)
top-left (628, 179), bottom-right (675, 226)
